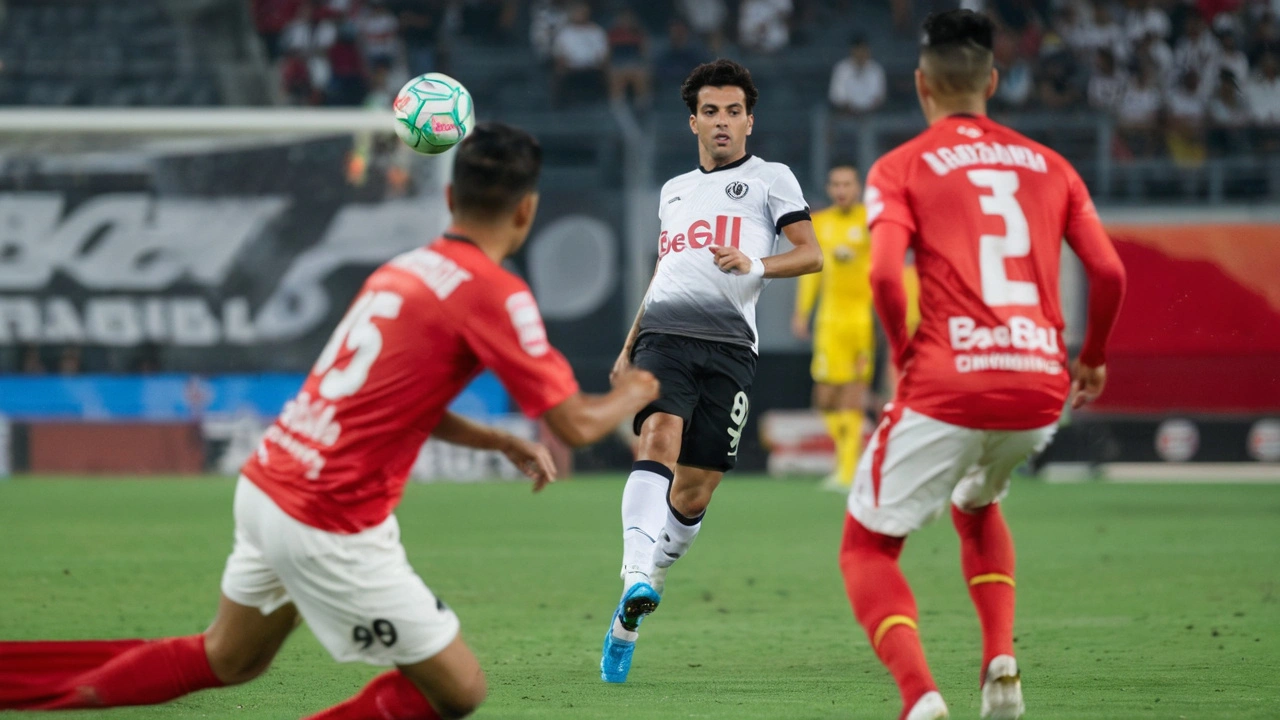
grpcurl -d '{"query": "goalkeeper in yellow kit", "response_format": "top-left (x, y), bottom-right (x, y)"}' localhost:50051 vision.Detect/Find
top-left (792, 165), bottom-right (875, 490)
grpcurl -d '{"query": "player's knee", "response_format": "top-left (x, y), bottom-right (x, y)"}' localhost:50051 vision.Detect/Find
top-left (638, 416), bottom-right (682, 463)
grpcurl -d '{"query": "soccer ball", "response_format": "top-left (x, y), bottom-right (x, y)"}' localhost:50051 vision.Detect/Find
top-left (392, 73), bottom-right (475, 155)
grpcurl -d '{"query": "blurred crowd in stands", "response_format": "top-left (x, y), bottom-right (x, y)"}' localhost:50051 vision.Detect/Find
top-left (965, 0), bottom-right (1280, 161)
top-left (251, 0), bottom-right (1280, 162)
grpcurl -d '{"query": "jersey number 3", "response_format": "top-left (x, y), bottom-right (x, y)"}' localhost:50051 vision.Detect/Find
top-left (312, 290), bottom-right (404, 400)
top-left (967, 169), bottom-right (1038, 307)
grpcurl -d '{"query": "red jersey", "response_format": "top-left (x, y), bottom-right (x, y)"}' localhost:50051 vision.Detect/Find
top-left (865, 114), bottom-right (1123, 430)
top-left (242, 235), bottom-right (580, 533)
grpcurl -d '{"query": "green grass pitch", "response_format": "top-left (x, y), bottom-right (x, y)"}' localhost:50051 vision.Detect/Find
top-left (2, 476), bottom-right (1278, 719)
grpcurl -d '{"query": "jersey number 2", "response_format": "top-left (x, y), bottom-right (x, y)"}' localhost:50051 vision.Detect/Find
top-left (312, 290), bottom-right (404, 400)
top-left (967, 169), bottom-right (1039, 307)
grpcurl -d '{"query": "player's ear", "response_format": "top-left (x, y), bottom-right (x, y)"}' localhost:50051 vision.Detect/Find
top-left (688, 114), bottom-right (697, 135)
top-left (985, 67), bottom-right (999, 100)
top-left (513, 192), bottom-right (539, 230)
top-left (746, 114), bottom-right (754, 136)
top-left (914, 68), bottom-right (931, 112)
top-left (445, 184), bottom-right (455, 214)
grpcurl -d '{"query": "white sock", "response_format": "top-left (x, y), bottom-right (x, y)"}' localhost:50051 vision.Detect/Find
top-left (654, 502), bottom-right (703, 570)
top-left (620, 461), bottom-right (673, 588)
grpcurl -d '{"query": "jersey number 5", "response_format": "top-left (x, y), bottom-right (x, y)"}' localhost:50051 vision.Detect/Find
top-left (967, 169), bottom-right (1039, 307)
top-left (312, 290), bottom-right (404, 400)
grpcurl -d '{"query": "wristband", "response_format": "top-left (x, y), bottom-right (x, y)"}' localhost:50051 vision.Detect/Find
top-left (747, 257), bottom-right (766, 278)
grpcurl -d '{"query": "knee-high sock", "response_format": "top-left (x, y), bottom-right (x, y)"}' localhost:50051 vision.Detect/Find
top-left (0, 634), bottom-right (223, 710)
top-left (838, 514), bottom-right (936, 717)
top-left (952, 502), bottom-right (1017, 679)
top-left (653, 492), bottom-right (703, 570)
top-left (621, 460), bottom-right (673, 581)
top-left (304, 670), bottom-right (440, 720)
top-left (835, 409), bottom-right (865, 486)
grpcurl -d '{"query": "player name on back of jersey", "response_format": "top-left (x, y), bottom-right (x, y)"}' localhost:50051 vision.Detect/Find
top-left (949, 315), bottom-right (1063, 375)
top-left (391, 247), bottom-right (474, 300)
top-left (921, 140), bottom-right (1048, 177)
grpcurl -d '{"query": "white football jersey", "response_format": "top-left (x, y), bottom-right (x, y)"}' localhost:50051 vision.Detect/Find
top-left (640, 155), bottom-right (809, 352)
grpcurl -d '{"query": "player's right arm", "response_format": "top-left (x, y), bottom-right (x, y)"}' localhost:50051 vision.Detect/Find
top-left (1061, 168), bottom-right (1127, 408)
top-left (612, 258), bottom-right (661, 383)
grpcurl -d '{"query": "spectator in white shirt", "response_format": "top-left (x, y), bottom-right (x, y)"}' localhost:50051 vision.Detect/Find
top-left (1117, 61), bottom-right (1164, 155)
top-left (531, 0), bottom-right (570, 61)
top-left (551, 3), bottom-right (609, 107)
top-left (678, 0), bottom-right (727, 54)
top-left (1125, 0), bottom-right (1171, 41)
top-left (357, 0), bottom-right (400, 68)
top-left (1208, 68), bottom-right (1252, 154)
top-left (992, 29), bottom-right (1034, 108)
top-left (1134, 30), bottom-right (1175, 84)
top-left (739, 0), bottom-right (792, 54)
top-left (1245, 53), bottom-right (1280, 124)
top-left (1164, 68), bottom-right (1209, 165)
top-left (1174, 14), bottom-right (1222, 77)
top-left (1089, 48), bottom-right (1130, 113)
top-left (828, 35), bottom-right (887, 114)
top-left (1217, 30), bottom-right (1250, 88)
top-left (282, 1), bottom-right (337, 93)
top-left (1090, 3), bottom-right (1130, 64)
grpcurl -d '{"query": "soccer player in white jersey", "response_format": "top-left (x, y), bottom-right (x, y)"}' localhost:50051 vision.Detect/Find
top-left (600, 59), bottom-right (824, 682)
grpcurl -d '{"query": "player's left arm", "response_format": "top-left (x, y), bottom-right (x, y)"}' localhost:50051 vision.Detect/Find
top-left (710, 168), bottom-right (823, 278)
top-left (433, 411), bottom-right (558, 491)
top-left (712, 220), bottom-right (823, 278)
top-left (1062, 168), bottom-right (1127, 407)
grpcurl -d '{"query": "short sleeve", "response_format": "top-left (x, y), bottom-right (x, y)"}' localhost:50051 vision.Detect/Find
top-left (464, 284), bottom-right (580, 418)
top-left (864, 157), bottom-right (916, 234)
top-left (767, 167), bottom-right (811, 232)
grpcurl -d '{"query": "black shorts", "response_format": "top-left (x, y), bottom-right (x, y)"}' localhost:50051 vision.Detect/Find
top-left (631, 332), bottom-right (757, 472)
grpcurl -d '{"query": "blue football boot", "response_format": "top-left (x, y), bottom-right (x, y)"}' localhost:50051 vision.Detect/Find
top-left (600, 581), bottom-right (661, 683)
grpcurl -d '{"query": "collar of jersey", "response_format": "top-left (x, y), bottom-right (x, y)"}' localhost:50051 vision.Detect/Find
top-left (698, 153), bottom-right (753, 174)
top-left (442, 232), bottom-right (478, 246)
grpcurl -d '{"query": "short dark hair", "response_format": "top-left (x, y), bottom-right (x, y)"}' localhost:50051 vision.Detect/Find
top-left (451, 122), bottom-right (542, 217)
top-left (681, 59), bottom-right (759, 115)
top-left (919, 9), bottom-right (995, 95)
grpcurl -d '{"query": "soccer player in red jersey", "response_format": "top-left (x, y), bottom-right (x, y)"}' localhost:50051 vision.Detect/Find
top-left (839, 11), bottom-right (1127, 720)
top-left (0, 123), bottom-right (660, 719)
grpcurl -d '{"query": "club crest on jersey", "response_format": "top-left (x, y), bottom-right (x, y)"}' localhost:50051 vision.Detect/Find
top-left (725, 181), bottom-right (749, 200)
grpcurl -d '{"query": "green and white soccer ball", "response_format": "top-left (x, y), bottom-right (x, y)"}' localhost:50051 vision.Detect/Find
top-left (393, 72), bottom-right (475, 155)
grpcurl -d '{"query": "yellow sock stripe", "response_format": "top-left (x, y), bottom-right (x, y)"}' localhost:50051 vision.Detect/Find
top-left (969, 573), bottom-right (1016, 588)
top-left (872, 615), bottom-right (918, 650)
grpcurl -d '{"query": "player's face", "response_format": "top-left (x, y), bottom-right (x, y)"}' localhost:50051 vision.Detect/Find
top-left (689, 86), bottom-right (753, 164)
top-left (826, 168), bottom-right (861, 209)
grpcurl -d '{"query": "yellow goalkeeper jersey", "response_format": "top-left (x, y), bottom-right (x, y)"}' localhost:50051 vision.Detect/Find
top-left (796, 204), bottom-right (872, 329)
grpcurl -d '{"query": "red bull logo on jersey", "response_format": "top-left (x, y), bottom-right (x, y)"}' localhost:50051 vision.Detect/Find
top-left (949, 315), bottom-right (1060, 355)
top-left (922, 142), bottom-right (1048, 177)
top-left (949, 315), bottom-right (1063, 375)
top-left (658, 215), bottom-right (743, 258)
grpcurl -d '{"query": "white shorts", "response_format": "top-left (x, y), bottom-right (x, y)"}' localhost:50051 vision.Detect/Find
top-left (220, 477), bottom-right (460, 666)
top-left (848, 405), bottom-right (1056, 537)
